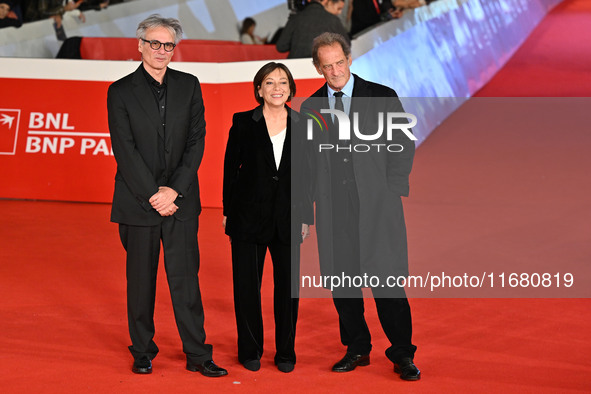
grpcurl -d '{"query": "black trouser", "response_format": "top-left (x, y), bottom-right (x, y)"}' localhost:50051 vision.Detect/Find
top-left (231, 232), bottom-right (298, 365)
top-left (330, 177), bottom-right (417, 363)
top-left (332, 292), bottom-right (416, 363)
top-left (119, 216), bottom-right (212, 364)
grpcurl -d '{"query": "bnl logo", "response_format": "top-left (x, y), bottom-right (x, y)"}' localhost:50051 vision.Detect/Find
top-left (305, 109), bottom-right (417, 152)
top-left (0, 109), bottom-right (21, 155)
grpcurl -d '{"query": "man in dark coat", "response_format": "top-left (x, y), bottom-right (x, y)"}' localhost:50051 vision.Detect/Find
top-left (350, 0), bottom-right (381, 36)
top-left (107, 14), bottom-right (227, 377)
top-left (301, 32), bottom-right (420, 380)
top-left (276, 0), bottom-right (350, 58)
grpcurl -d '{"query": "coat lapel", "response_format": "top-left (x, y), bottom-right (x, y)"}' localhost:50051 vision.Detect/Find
top-left (131, 65), bottom-right (164, 140)
top-left (165, 68), bottom-right (183, 149)
top-left (277, 108), bottom-right (295, 174)
top-left (252, 106), bottom-right (277, 171)
top-left (310, 84), bottom-right (332, 146)
top-left (351, 74), bottom-right (372, 145)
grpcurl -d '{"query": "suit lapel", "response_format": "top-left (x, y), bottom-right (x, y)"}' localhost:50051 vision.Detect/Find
top-left (131, 66), bottom-right (164, 140)
top-left (165, 68), bottom-right (183, 149)
top-left (277, 109), bottom-right (294, 174)
top-left (252, 106), bottom-right (276, 171)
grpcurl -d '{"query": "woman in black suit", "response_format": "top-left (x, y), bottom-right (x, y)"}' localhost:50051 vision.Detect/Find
top-left (223, 62), bottom-right (311, 373)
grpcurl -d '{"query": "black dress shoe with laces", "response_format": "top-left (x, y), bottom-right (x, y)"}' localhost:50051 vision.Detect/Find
top-left (186, 359), bottom-right (228, 377)
top-left (132, 358), bottom-right (152, 374)
top-left (394, 357), bottom-right (420, 381)
top-left (332, 353), bottom-right (370, 372)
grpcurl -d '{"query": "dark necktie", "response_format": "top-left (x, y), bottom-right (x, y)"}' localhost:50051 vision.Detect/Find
top-left (334, 91), bottom-right (345, 113)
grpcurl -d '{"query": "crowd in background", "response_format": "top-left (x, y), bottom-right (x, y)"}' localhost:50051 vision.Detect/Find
top-left (286, 0), bottom-right (437, 35)
top-left (2, 0), bottom-right (436, 50)
top-left (0, 0), bottom-right (125, 33)
top-left (256, 0), bottom-right (435, 58)
top-left (241, 0), bottom-right (437, 58)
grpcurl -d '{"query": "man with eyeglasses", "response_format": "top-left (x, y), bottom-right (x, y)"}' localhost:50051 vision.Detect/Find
top-left (107, 14), bottom-right (227, 378)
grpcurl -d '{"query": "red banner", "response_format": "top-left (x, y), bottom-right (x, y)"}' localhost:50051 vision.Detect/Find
top-left (80, 38), bottom-right (288, 63)
top-left (0, 75), bottom-right (322, 207)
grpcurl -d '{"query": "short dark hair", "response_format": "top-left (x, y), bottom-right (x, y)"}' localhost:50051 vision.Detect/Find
top-left (253, 62), bottom-right (296, 105)
top-left (312, 32), bottom-right (351, 66)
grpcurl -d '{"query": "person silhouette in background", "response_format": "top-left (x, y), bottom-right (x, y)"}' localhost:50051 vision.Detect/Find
top-left (240, 17), bottom-right (267, 44)
top-left (276, 0), bottom-right (349, 58)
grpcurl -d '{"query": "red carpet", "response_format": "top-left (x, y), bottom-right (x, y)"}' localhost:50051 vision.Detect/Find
top-left (475, 0), bottom-right (591, 97)
top-left (2, 0), bottom-right (591, 392)
top-left (2, 203), bottom-right (589, 392)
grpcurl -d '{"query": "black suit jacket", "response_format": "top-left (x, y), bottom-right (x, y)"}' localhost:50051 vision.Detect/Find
top-left (223, 106), bottom-right (311, 245)
top-left (107, 65), bottom-right (206, 226)
top-left (302, 74), bottom-right (415, 278)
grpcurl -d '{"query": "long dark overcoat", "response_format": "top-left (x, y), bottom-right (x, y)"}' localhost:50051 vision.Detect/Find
top-left (302, 74), bottom-right (415, 279)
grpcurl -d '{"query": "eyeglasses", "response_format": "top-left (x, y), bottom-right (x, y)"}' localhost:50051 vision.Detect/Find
top-left (140, 38), bottom-right (176, 52)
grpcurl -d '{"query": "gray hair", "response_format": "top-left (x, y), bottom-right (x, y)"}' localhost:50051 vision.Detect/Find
top-left (312, 32), bottom-right (351, 66)
top-left (136, 14), bottom-right (184, 45)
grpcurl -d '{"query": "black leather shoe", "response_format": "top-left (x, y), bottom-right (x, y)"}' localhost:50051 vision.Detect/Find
top-left (243, 359), bottom-right (261, 371)
top-left (186, 360), bottom-right (228, 377)
top-left (132, 358), bottom-right (152, 374)
top-left (394, 357), bottom-right (420, 381)
top-left (332, 353), bottom-right (370, 372)
top-left (277, 362), bottom-right (295, 373)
